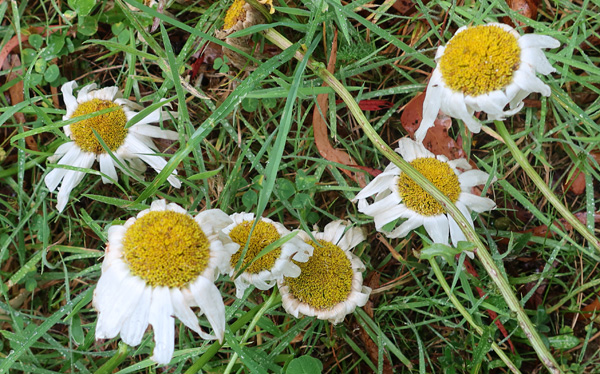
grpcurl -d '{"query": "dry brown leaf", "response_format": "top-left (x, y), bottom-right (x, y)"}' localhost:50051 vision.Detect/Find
top-left (502, 0), bottom-right (540, 29)
top-left (564, 153), bottom-right (600, 195)
top-left (312, 30), bottom-right (366, 187)
top-left (4, 55), bottom-right (38, 151)
top-left (400, 91), bottom-right (466, 160)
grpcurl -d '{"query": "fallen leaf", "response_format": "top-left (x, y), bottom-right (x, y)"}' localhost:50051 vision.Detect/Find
top-left (4, 55), bottom-right (38, 151)
top-left (391, 0), bottom-right (415, 15)
top-left (502, 0), bottom-right (540, 29)
top-left (400, 91), bottom-right (466, 160)
top-left (313, 30), bottom-right (366, 187)
top-left (335, 99), bottom-right (393, 111)
top-left (564, 153), bottom-right (600, 195)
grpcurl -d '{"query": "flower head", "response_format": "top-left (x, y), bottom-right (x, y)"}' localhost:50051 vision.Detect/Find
top-left (416, 23), bottom-right (560, 142)
top-left (278, 220), bottom-right (371, 324)
top-left (44, 81), bottom-right (181, 212)
top-left (217, 0), bottom-right (266, 70)
top-left (354, 138), bottom-right (496, 247)
top-left (222, 213), bottom-right (313, 298)
top-left (93, 200), bottom-right (238, 365)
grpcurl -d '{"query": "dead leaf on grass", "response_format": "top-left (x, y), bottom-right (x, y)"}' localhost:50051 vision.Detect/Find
top-left (564, 153), bottom-right (600, 195)
top-left (400, 91), bottom-right (466, 160)
top-left (313, 30), bottom-right (366, 187)
top-left (502, 0), bottom-right (540, 29)
top-left (4, 55), bottom-right (38, 151)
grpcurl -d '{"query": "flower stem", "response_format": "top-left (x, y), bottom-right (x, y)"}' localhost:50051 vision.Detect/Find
top-left (494, 120), bottom-right (600, 254)
top-left (261, 27), bottom-right (562, 374)
top-left (184, 291), bottom-right (282, 374)
top-left (429, 258), bottom-right (521, 374)
top-left (94, 342), bottom-right (130, 374)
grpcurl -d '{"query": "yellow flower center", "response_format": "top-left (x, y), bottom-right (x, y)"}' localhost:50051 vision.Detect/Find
top-left (70, 99), bottom-right (128, 154)
top-left (397, 158), bottom-right (461, 216)
top-left (122, 211), bottom-right (210, 288)
top-left (224, 0), bottom-right (247, 30)
top-left (439, 25), bottom-right (521, 96)
top-left (285, 239), bottom-right (353, 310)
top-left (229, 220), bottom-right (281, 274)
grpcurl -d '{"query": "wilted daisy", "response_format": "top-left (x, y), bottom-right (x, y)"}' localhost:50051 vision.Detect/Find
top-left (278, 220), bottom-right (371, 324)
top-left (93, 200), bottom-right (238, 365)
top-left (44, 81), bottom-right (181, 212)
top-left (416, 23), bottom-right (560, 142)
top-left (355, 138), bottom-right (496, 247)
top-left (222, 213), bottom-right (313, 298)
top-left (217, 0), bottom-right (266, 69)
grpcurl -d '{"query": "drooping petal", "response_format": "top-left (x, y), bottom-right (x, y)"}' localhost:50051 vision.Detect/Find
top-left (148, 286), bottom-right (175, 365)
top-left (459, 169), bottom-right (493, 189)
top-left (189, 277), bottom-right (225, 343)
top-left (61, 81), bottom-right (79, 117)
top-left (397, 137), bottom-right (434, 160)
top-left (423, 215), bottom-right (450, 244)
top-left (458, 192), bottom-right (496, 213)
top-left (130, 124), bottom-right (179, 140)
top-left (416, 68), bottom-right (444, 142)
top-left (119, 284), bottom-right (152, 346)
top-left (386, 215), bottom-right (424, 239)
top-left (123, 135), bottom-right (181, 188)
top-left (95, 271), bottom-right (146, 340)
top-left (513, 69), bottom-right (551, 97)
top-left (170, 287), bottom-right (214, 340)
top-left (519, 34), bottom-right (560, 50)
top-left (521, 47), bottom-right (556, 75)
top-left (98, 153), bottom-right (118, 184)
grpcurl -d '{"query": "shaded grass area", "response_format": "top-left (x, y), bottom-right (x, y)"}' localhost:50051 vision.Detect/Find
top-left (1, 0), bottom-right (600, 373)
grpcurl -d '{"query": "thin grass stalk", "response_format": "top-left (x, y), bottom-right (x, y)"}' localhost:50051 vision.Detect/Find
top-left (261, 27), bottom-right (562, 374)
top-left (428, 258), bottom-right (521, 374)
top-left (185, 290), bottom-right (281, 374)
top-left (494, 120), bottom-right (600, 253)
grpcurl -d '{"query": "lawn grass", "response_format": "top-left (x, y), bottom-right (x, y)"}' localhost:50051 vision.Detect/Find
top-left (1, 0), bottom-right (599, 373)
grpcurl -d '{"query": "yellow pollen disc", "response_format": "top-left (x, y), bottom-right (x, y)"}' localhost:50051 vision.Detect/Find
top-left (397, 158), bottom-right (461, 216)
top-left (122, 211), bottom-right (210, 288)
top-left (224, 0), bottom-right (247, 30)
top-left (285, 239), bottom-right (353, 310)
top-left (229, 220), bottom-right (281, 274)
top-left (70, 99), bottom-right (128, 154)
top-left (439, 25), bottom-right (521, 96)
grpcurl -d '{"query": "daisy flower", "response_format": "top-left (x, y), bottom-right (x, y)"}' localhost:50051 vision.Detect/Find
top-left (278, 220), bottom-right (371, 324)
top-left (44, 81), bottom-right (181, 212)
top-left (355, 138), bottom-right (496, 247)
top-left (222, 213), bottom-right (313, 298)
top-left (93, 200), bottom-right (238, 365)
top-left (217, 0), bottom-right (265, 69)
top-left (416, 23), bottom-right (560, 142)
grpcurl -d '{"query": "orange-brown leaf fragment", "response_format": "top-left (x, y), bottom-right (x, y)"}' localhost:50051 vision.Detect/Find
top-left (503, 0), bottom-right (540, 29)
top-left (400, 92), bottom-right (465, 160)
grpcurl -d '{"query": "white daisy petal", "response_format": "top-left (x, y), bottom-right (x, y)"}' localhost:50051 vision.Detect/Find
top-left (387, 215), bottom-right (424, 238)
top-left (417, 69), bottom-right (444, 142)
top-left (519, 34), bottom-right (560, 49)
top-left (171, 288), bottom-right (215, 340)
top-left (61, 81), bottom-right (78, 114)
top-left (459, 169), bottom-right (493, 188)
top-left (459, 192), bottom-right (497, 213)
top-left (522, 48), bottom-right (556, 75)
top-left (98, 153), bottom-right (118, 184)
top-left (148, 287), bottom-right (175, 365)
top-left (423, 215), bottom-right (450, 244)
top-left (513, 69), bottom-right (551, 97)
top-left (120, 285), bottom-right (152, 346)
top-left (189, 277), bottom-right (226, 343)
